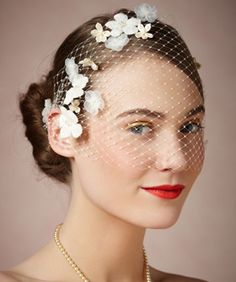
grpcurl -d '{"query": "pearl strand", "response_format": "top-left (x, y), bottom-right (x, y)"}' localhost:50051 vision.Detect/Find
top-left (53, 223), bottom-right (152, 282)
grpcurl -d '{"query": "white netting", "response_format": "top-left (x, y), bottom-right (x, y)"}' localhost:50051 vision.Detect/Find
top-left (49, 7), bottom-right (206, 173)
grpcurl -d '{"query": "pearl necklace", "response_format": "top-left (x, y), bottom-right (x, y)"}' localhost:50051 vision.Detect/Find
top-left (53, 223), bottom-right (152, 281)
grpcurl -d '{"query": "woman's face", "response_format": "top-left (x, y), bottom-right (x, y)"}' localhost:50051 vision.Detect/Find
top-left (72, 55), bottom-right (205, 228)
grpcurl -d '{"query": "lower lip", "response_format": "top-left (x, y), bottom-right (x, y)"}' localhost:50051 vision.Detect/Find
top-left (141, 186), bottom-right (184, 199)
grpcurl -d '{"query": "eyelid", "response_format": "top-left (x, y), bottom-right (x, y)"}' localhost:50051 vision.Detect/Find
top-left (124, 121), bottom-right (153, 130)
top-left (180, 119), bottom-right (203, 128)
top-left (123, 117), bottom-right (204, 131)
top-left (180, 116), bottom-right (203, 125)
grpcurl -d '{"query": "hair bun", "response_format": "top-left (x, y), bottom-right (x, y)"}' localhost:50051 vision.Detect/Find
top-left (19, 76), bottom-right (71, 184)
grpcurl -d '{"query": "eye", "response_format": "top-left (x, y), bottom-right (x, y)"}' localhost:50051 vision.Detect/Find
top-left (126, 122), bottom-right (154, 136)
top-left (180, 121), bottom-right (205, 134)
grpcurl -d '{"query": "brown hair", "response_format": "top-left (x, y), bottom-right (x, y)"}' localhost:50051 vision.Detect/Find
top-left (19, 8), bottom-right (204, 184)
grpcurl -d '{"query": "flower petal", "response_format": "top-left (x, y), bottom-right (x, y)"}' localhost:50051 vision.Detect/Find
top-left (114, 13), bottom-right (128, 23)
top-left (105, 20), bottom-right (123, 37)
top-left (71, 123), bottom-right (83, 138)
top-left (42, 98), bottom-right (52, 124)
top-left (95, 22), bottom-right (103, 31)
top-left (65, 57), bottom-right (79, 84)
top-left (91, 29), bottom-right (98, 37)
top-left (134, 3), bottom-right (157, 23)
top-left (64, 87), bottom-right (84, 105)
top-left (104, 30), bottom-right (111, 37)
top-left (111, 28), bottom-right (123, 37)
top-left (105, 33), bottom-right (129, 51)
top-left (147, 32), bottom-right (153, 38)
top-left (71, 74), bottom-right (89, 88)
top-left (66, 110), bottom-right (78, 124)
top-left (84, 90), bottom-right (105, 115)
top-left (59, 126), bottom-right (71, 139)
top-left (124, 17), bottom-right (141, 34)
top-left (145, 23), bottom-right (151, 32)
top-left (105, 20), bottom-right (119, 30)
top-left (59, 106), bottom-right (78, 125)
top-left (137, 23), bottom-right (145, 32)
top-left (59, 106), bottom-right (68, 116)
top-left (79, 58), bottom-right (98, 71)
top-left (91, 63), bottom-right (98, 70)
top-left (122, 20), bottom-right (139, 35)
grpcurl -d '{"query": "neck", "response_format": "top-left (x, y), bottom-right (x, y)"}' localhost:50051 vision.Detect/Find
top-left (54, 181), bottom-right (147, 282)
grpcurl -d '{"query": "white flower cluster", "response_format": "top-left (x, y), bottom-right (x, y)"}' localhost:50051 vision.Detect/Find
top-left (90, 3), bottom-right (157, 51)
top-left (41, 3), bottom-right (157, 139)
top-left (41, 57), bottom-right (104, 139)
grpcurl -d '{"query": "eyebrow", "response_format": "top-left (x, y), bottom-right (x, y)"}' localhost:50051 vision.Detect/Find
top-left (116, 104), bottom-right (205, 120)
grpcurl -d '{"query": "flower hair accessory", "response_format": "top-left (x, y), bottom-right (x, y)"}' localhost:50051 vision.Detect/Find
top-left (42, 98), bottom-right (52, 127)
top-left (41, 3), bottom-right (201, 140)
top-left (91, 3), bottom-right (157, 51)
top-left (58, 57), bottom-right (104, 139)
top-left (41, 3), bottom-right (157, 138)
top-left (39, 2), bottom-right (204, 174)
top-left (41, 56), bottom-right (103, 139)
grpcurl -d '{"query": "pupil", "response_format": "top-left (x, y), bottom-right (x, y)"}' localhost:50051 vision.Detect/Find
top-left (182, 123), bottom-right (195, 133)
top-left (132, 125), bottom-right (143, 134)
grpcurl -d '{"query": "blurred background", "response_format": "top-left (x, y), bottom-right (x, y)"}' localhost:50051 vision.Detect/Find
top-left (0, 1), bottom-right (235, 281)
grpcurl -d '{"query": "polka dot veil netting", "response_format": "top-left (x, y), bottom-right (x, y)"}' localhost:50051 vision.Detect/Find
top-left (46, 5), bottom-right (206, 174)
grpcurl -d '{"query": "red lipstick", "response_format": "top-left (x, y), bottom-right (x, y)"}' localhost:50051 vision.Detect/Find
top-left (141, 184), bottom-right (185, 199)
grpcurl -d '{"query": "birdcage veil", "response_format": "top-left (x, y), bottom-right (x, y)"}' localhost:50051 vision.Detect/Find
top-left (42, 3), bottom-right (206, 173)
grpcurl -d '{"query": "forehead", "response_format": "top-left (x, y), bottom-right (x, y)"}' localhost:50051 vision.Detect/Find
top-left (93, 56), bottom-right (203, 118)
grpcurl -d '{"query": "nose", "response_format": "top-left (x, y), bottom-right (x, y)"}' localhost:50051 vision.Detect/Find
top-left (154, 128), bottom-right (187, 172)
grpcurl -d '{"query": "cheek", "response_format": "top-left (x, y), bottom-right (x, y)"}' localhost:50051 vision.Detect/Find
top-left (186, 133), bottom-right (205, 172)
top-left (86, 118), bottom-right (151, 179)
top-left (74, 155), bottom-right (142, 220)
top-left (72, 117), bottom-right (150, 215)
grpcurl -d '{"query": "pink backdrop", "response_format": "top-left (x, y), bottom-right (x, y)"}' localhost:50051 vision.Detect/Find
top-left (1, 1), bottom-right (236, 281)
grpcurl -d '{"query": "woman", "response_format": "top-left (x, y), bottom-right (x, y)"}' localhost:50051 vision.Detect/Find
top-left (1, 3), bottom-right (207, 282)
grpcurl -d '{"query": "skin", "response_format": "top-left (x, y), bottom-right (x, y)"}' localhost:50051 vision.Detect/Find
top-left (1, 57), bottom-right (207, 282)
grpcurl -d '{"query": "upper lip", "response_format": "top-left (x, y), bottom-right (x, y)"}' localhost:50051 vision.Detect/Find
top-left (141, 184), bottom-right (185, 190)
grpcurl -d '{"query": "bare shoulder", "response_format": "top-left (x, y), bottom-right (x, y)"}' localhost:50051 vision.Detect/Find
top-left (149, 265), bottom-right (208, 282)
top-left (0, 270), bottom-right (43, 282)
top-left (0, 271), bottom-right (21, 282)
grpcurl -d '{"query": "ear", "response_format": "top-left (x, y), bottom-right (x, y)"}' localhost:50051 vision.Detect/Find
top-left (47, 108), bottom-right (75, 158)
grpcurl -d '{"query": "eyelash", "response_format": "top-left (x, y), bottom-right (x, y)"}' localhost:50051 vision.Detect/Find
top-left (126, 121), bottom-right (205, 136)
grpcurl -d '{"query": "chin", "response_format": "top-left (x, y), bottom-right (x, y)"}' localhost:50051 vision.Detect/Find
top-left (124, 206), bottom-right (183, 229)
top-left (145, 216), bottom-right (180, 229)
top-left (149, 217), bottom-right (180, 229)
top-left (144, 206), bottom-right (184, 229)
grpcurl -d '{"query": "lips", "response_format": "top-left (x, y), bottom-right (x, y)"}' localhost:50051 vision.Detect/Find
top-left (142, 184), bottom-right (185, 191)
top-left (141, 184), bottom-right (185, 199)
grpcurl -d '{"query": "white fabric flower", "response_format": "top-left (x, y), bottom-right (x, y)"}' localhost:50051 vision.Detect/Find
top-left (65, 57), bottom-right (79, 85)
top-left (58, 106), bottom-right (83, 139)
top-left (64, 86), bottom-right (84, 105)
top-left (71, 73), bottom-right (89, 88)
top-left (135, 23), bottom-right (153, 39)
top-left (78, 58), bottom-right (98, 70)
top-left (91, 23), bottom-right (111, 42)
top-left (105, 13), bottom-right (140, 37)
top-left (65, 57), bottom-right (89, 88)
top-left (42, 98), bottom-right (52, 124)
top-left (134, 3), bottom-right (157, 23)
top-left (84, 90), bottom-right (105, 115)
top-left (105, 33), bottom-right (130, 51)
